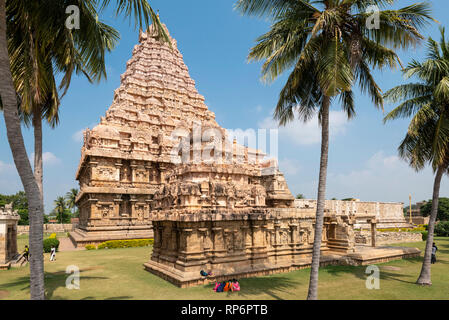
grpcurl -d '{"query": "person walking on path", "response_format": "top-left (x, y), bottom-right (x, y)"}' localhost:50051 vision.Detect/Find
top-left (50, 246), bottom-right (56, 261)
top-left (431, 242), bottom-right (438, 264)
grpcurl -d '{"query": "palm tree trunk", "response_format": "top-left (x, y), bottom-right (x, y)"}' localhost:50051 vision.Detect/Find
top-left (416, 165), bottom-right (445, 285)
top-left (33, 112), bottom-right (44, 198)
top-left (307, 96), bottom-right (330, 300)
top-left (0, 0), bottom-right (45, 300)
top-left (32, 112), bottom-right (46, 229)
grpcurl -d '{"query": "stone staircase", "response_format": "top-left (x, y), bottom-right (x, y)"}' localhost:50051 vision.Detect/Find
top-left (10, 253), bottom-right (28, 268)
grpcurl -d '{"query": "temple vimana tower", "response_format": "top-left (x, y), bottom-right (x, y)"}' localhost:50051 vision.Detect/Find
top-left (72, 24), bottom-right (416, 286)
top-left (72, 24), bottom-right (295, 247)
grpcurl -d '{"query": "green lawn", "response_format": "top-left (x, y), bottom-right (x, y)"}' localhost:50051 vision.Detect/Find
top-left (1, 237), bottom-right (448, 300)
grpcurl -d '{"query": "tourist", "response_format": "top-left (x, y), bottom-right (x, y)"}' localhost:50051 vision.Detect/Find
top-left (50, 246), bottom-right (56, 261)
top-left (23, 245), bottom-right (29, 261)
top-left (431, 242), bottom-right (438, 264)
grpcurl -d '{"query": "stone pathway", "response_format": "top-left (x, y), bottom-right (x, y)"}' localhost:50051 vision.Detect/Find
top-left (58, 237), bottom-right (81, 252)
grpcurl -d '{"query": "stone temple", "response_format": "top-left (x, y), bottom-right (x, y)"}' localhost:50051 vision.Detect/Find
top-left (72, 24), bottom-right (418, 287)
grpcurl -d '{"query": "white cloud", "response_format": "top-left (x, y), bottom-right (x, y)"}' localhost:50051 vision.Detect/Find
top-left (279, 158), bottom-right (301, 176)
top-left (42, 152), bottom-right (61, 165)
top-left (0, 160), bottom-right (14, 174)
top-left (72, 129), bottom-right (85, 143)
top-left (326, 151), bottom-right (449, 204)
top-left (73, 123), bottom-right (97, 143)
top-left (29, 152), bottom-right (61, 166)
top-left (258, 110), bottom-right (349, 146)
top-left (0, 161), bottom-right (21, 194)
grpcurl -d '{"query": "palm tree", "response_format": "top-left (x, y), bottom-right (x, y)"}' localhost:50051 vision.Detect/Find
top-left (66, 189), bottom-right (79, 217)
top-left (384, 27), bottom-right (449, 286)
top-left (6, 0), bottom-right (120, 209)
top-left (54, 196), bottom-right (68, 224)
top-left (0, 0), bottom-right (168, 300)
top-left (236, 0), bottom-right (433, 299)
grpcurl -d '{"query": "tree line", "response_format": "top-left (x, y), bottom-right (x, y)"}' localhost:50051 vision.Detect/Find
top-left (0, 188), bottom-right (79, 225)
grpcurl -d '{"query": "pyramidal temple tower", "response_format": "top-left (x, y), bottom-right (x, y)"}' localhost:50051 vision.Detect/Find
top-left (71, 24), bottom-right (294, 247)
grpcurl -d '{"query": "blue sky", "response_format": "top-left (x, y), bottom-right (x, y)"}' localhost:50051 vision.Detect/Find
top-left (1, 0), bottom-right (449, 213)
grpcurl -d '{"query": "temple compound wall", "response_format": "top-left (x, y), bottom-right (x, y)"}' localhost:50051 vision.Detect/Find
top-left (294, 199), bottom-right (410, 229)
top-left (74, 23), bottom-right (418, 286)
top-left (0, 204), bottom-right (19, 270)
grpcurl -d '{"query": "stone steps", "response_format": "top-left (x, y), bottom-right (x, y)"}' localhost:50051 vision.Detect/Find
top-left (10, 253), bottom-right (27, 268)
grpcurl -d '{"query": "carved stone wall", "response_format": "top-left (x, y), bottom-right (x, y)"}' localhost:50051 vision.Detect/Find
top-left (145, 208), bottom-right (359, 287)
top-left (294, 199), bottom-right (411, 229)
top-left (355, 230), bottom-right (422, 245)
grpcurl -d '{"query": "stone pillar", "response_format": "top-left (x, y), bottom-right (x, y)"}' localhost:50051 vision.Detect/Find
top-left (289, 223), bottom-right (298, 243)
top-left (274, 221), bottom-right (281, 246)
top-left (130, 162), bottom-right (138, 183)
top-left (212, 227), bottom-right (224, 251)
top-left (0, 222), bottom-right (6, 264)
top-left (252, 225), bottom-right (261, 247)
top-left (241, 226), bottom-right (251, 248)
top-left (183, 228), bottom-right (194, 253)
top-left (370, 219), bottom-right (377, 247)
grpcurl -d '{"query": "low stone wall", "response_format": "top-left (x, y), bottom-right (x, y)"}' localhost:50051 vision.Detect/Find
top-left (411, 216), bottom-right (429, 225)
top-left (355, 230), bottom-right (422, 245)
top-left (294, 199), bottom-right (411, 228)
top-left (17, 224), bottom-right (76, 234)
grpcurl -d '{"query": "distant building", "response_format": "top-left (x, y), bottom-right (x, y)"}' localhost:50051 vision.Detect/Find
top-left (405, 201), bottom-right (429, 225)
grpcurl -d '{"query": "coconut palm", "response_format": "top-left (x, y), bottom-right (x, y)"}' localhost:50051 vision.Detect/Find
top-left (236, 0), bottom-right (433, 299)
top-left (66, 189), bottom-right (79, 217)
top-left (384, 27), bottom-right (449, 286)
top-left (54, 196), bottom-right (69, 224)
top-left (0, 0), bottom-right (168, 300)
top-left (5, 0), bottom-right (120, 204)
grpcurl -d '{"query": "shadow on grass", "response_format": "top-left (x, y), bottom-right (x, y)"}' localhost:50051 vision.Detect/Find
top-left (77, 296), bottom-right (133, 300)
top-left (204, 275), bottom-right (300, 300)
top-left (322, 258), bottom-right (425, 285)
top-left (0, 269), bottom-right (108, 300)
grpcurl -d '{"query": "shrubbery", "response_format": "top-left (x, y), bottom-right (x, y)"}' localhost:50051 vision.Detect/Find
top-left (421, 231), bottom-right (428, 241)
top-left (377, 226), bottom-right (426, 233)
top-left (85, 245), bottom-right (96, 250)
top-left (43, 238), bottom-right (60, 253)
top-left (421, 198), bottom-right (449, 221)
top-left (97, 239), bottom-right (154, 250)
top-left (435, 221), bottom-right (449, 237)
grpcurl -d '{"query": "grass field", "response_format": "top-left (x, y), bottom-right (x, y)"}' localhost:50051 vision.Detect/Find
top-left (1, 237), bottom-right (448, 300)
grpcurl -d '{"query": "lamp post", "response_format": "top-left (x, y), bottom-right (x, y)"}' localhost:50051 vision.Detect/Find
top-left (409, 194), bottom-right (412, 224)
